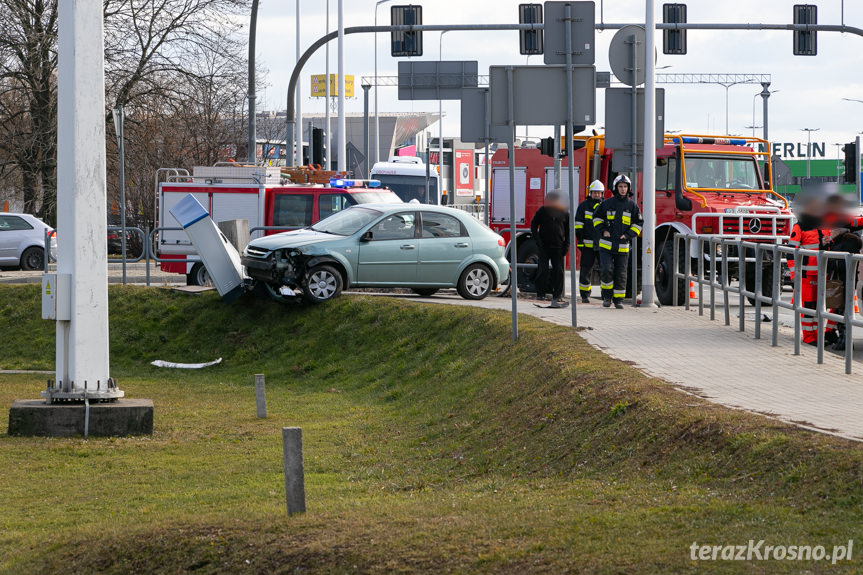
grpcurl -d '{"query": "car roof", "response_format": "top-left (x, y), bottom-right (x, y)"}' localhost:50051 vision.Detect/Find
top-left (2, 212), bottom-right (43, 221)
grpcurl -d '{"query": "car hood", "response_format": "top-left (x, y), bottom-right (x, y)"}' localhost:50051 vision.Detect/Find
top-left (247, 229), bottom-right (342, 252)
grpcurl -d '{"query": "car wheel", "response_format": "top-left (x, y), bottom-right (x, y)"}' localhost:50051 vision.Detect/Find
top-left (20, 246), bottom-right (44, 271)
top-left (458, 263), bottom-right (493, 300)
top-left (303, 264), bottom-right (343, 304)
top-left (411, 288), bottom-right (439, 297)
top-left (187, 263), bottom-right (212, 287)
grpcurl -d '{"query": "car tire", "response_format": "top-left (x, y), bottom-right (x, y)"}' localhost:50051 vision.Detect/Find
top-left (303, 264), bottom-right (343, 304)
top-left (411, 288), bottom-right (439, 297)
top-left (20, 246), bottom-right (44, 271)
top-left (187, 263), bottom-right (211, 287)
top-left (457, 263), bottom-right (493, 300)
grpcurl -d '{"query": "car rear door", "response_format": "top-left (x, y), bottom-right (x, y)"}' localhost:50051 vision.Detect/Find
top-left (357, 211), bottom-right (419, 285)
top-left (416, 211), bottom-right (472, 285)
top-left (0, 215), bottom-right (33, 264)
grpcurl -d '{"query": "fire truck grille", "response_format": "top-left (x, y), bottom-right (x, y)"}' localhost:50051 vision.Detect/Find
top-left (721, 218), bottom-right (788, 236)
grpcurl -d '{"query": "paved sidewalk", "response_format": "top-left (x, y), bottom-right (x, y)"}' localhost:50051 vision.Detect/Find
top-left (408, 290), bottom-right (863, 441)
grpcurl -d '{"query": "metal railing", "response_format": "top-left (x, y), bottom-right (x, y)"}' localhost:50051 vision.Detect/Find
top-left (673, 233), bottom-right (863, 374)
top-left (447, 203), bottom-right (487, 222)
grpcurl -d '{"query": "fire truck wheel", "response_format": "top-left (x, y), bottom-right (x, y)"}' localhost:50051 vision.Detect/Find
top-left (458, 263), bottom-right (493, 300)
top-left (744, 262), bottom-right (774, 305)
top-left (516, 239), bottom-right (540, 291)
top-left (655, 240), bottom-right (686, 306)
top-left (411, 288), bottom-right (439, 297)
top-left (187, 263), bottom-right (212, 287)
top-left (303, 264), bottom-right (343, 304)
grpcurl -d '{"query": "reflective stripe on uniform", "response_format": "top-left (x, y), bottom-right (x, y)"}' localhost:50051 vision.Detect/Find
top-left (593, 218), bottom-right (604, 227)
top-left (613, 291), bottom-right (626, 299)
top-left (617, 244), bottom-right (630, 253)
top-left (787, 240), bottom-right (800, 247)
top-left (585, 211), bottom-right (594, 219)
top-left (579, 284), bottom-right (592, 293)
top-left (801, 243), bottom-right (819, 249)
top-left (574, 222), bottom-right (584, 229)
top-left (576, 243), bottom-right (584, 248)
top-left (583, 239), bottom-right (594, 247)
top-left (622, 211), bottom-right (631, 226)
top-left (630, 224), bottom-right (642, 235)
top-left (601, 281), bottom-right (614, 289)
top-left (599, 239), bottom-right (612, 250)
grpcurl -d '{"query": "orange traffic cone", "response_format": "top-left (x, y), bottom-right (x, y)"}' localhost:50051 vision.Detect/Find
top-left (854, 293), bottom-right (860, 315)
top-left (689, 281), bottom-right (697, 300)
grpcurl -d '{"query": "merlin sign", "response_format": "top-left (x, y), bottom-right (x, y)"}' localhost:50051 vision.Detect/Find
top-left (760, 141), bottom-right (827, 159)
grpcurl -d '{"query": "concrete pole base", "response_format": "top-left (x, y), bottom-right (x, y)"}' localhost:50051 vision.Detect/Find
top-left (8, 399), bottom-right (153, 437)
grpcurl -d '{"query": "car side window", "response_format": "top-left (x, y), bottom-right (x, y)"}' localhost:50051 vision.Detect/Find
top-left (0, 216), bottom-right (33, 231)
top-left (273, 194), bottom-right (313, 228)
top-left (421, 212), bottom-right (466, 238)
top-left (369, 212), bottom-right (417, 241)
top-left (319, 193), bottom-right (352, 220)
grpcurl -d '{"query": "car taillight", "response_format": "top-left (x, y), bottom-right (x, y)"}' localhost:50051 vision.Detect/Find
top-left (497, 237), bottom-right (506, 247)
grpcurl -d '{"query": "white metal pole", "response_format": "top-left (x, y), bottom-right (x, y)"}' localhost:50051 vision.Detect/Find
top-left (325, 0), bottom-right (330, 170)
top-left (439, 31), bottom-right (448, 202)
top-left (337, 0), bottom-right (346, 172)
top-left (641, 0), bottom-right (657, 306)
top-left (56, 0), bottom-right (111, 392)
top-left (565, 3), bottom-right (577, 326)
top-left (856, 134), bottom-right (862, 205)
top-left (295, 0), bottom-right (303, 166)
top-left (374, 1), bottom-right (391, 166)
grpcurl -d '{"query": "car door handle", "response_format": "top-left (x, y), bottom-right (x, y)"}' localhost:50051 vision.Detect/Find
top-left (400, 244), bottom-right (415, 250)
top-left (454, 242), bottom-right (469, 248)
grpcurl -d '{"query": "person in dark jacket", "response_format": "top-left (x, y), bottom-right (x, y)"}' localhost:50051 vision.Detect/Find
top-left (593, 174), bottom-right (643, 308)
top-left (574, 180), bottom-right (606, 303)
top-left (530, 190), bottom-right (570, 308)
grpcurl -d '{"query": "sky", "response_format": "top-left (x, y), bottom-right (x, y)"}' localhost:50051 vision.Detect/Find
top-left (249, 0), bottom-right (863, 158)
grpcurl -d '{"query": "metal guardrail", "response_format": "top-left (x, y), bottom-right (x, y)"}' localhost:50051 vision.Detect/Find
top-left (673, 233), bottom-right (863, 374)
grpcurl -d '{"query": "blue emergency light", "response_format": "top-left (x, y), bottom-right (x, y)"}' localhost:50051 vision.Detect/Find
top-left (329, 178), bottom-right (382, 189)
top-left (676, 136), bottom-right (748, 146)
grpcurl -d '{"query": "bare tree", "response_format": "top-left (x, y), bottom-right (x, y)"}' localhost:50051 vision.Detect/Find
top-left (0, 0), bottom-right (250, 224)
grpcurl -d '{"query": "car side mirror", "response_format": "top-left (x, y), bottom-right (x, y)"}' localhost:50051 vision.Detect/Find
top-left (360, 231), bottom-right (373, 242)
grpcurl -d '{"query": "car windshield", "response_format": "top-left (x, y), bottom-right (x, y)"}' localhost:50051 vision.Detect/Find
top-left (683, 156), bottom-right (763, 190)
top-left (311, 207), bottom-right (382, 235)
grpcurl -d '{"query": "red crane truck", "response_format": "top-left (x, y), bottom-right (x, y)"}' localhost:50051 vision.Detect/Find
top-left (489, 134), bottom-right (793, 305)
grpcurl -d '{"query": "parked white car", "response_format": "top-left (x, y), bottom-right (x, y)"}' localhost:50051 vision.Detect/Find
top-left (0, 213), bottom-right (55, 270)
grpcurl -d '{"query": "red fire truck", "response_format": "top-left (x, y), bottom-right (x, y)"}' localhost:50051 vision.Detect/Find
top-left (489, 134), bottom-right (793, 305)
top-left (156, 165), bottom-right (400, 285)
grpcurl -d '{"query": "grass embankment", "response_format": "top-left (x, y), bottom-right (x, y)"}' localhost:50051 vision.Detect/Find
top-left (1, 285), bottom-right (862, 574)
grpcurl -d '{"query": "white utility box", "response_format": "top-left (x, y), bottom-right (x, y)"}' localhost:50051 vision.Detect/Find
top-left (41, 273), bottom-right (71, 320)
top-left (169, 194), bottom-right (246, 302)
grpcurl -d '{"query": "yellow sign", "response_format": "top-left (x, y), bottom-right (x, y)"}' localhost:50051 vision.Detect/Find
top-left (45, 281), bottom-right (51, 295)
top-left (310, 74), bottom-right (354, 98)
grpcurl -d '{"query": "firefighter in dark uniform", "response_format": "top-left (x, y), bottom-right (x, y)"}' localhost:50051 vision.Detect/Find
top-left (593, 174), bottom-right (643, 308)
top-left (574, 180), bottom-right (605, 303)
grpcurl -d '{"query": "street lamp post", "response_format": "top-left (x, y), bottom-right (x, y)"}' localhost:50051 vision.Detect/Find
top-left (325, 0), bottom-right (330, 169)
top-left (374, 0), bottom-right (393, 167)
top-left (801, 127), bottom-right (819, 178)
top-left (438, 30), bottom-right (450, 203)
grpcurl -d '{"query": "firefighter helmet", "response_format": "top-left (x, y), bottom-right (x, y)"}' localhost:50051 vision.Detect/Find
top-left (588, 180), bottom-right (605, 194)
top-left (612, 174), bottom-right (632, 196)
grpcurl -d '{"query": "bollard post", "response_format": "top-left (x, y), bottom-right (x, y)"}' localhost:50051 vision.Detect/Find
top-left (254, 373), bottom-right (267, 418)
top-left (282, 427), bottom-right (306, 515)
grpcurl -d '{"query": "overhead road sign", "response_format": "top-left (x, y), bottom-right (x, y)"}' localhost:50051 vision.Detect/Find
top-left (542, 1), bottom-right (595, 65)
top-left (460, 87), bottom-right (510, 144)
top-left (489, 65), bottom-right (596, 126)
top-left (605, 87), bottom-right (665, 172)
top-left (397, 60), bottom-right (479, 100)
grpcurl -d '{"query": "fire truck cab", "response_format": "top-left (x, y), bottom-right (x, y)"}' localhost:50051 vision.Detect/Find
top-left (490, 134), bottom-right (792, 305)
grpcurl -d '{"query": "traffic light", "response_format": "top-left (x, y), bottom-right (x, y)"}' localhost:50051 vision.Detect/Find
top-left (518, 4), bottom-right (543, 55)
top-left (843, 141), bottom-right (857, 184)
top-left (538, 137), bottom-right (555, 158)
top-left (793, 4), bottom-right (817, 56)
top-left (662, 3), bottom-right (687, 55)
top-left (312, 128), bottom-right (327, 167)
top-left (391, 5), bottom-right (423, 57)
